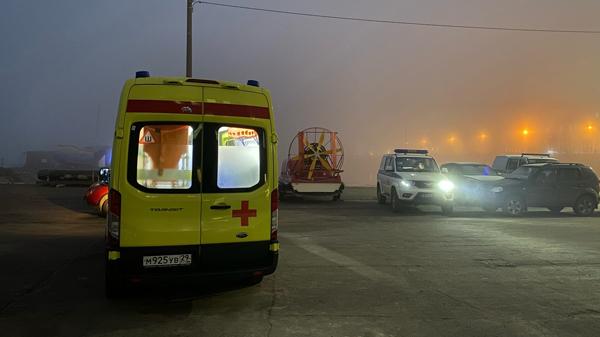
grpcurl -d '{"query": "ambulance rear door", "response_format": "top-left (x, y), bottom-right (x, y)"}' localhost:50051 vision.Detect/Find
top-left (119, 84), bottom-right (204, 248)
top-left (200, 87), bottom-right (273, 266)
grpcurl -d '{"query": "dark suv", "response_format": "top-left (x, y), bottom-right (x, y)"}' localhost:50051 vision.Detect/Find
top-left (483, 163), bottom-right (599, 216)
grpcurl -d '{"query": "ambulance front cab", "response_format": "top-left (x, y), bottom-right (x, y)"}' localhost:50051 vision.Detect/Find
top-left (105, 71), bottom-right (279, 297)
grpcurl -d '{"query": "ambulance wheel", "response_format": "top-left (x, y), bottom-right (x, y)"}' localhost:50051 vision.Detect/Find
top-left (377, 184), bottom-right (386, 204)
top-left (332, 192), bottom-right (341, 201)
top-left (105, 277), bottom-right (121, 299)
top-left (105, 261), bottom-right (123, 299)
top-left (278, 183), bottom-right (287, 201)
top-left (242, 274), bottom-right (264, 286)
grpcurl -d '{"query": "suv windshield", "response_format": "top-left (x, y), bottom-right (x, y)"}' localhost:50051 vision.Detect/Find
top-left (395, 157), bottom-right (439, 172)
top-left (456, 164), bottom-right (498, 176)
top-left (507, 165), bottom-right (539, 179)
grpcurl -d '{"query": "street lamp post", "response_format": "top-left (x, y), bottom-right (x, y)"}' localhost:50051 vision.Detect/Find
top-left (187, 0), bottom-right (193, 77)
top-left (186, 0), bottom-right (201, 77)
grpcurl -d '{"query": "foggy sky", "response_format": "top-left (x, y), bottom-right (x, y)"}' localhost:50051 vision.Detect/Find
top-left (2, 0), bottom-right (600, 184)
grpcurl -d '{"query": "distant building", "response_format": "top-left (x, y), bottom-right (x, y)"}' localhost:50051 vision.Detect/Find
top-left (23, 145), bottom-right (111, 170)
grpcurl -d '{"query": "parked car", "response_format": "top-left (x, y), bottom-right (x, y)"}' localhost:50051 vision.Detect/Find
top-left (84, 167), bottom-right (109, 216)
top-left (441, 162), bottom-right (503, 208)
top-left (492, 153), bottom-right (558, 175)
top-left (482, 163), bottom-right (599, 216)
top-left (377, 149), bottom-right (454, 214)
top-left (38, 169), bottom-right (95, 186)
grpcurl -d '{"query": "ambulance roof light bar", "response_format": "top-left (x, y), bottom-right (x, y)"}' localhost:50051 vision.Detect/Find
top-left (247, 80), bottom-right (260, 87)
top-left (394, 149), bottom-right (429, 155)
top-left (135, 70), bottom-right (150, 78)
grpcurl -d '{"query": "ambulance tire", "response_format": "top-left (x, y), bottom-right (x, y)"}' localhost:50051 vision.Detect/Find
top-left (242, 274), bottom-right (264, 286)
top-left (105, 262), bottom-right (124, 299)
top-left (278, 183), bottom-right (292, 201)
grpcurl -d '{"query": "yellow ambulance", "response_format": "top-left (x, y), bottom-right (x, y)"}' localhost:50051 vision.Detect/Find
top-left (105, 71), bottom-right (279, 297)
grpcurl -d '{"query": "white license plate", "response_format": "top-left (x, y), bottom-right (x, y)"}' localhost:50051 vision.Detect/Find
top-left (142, 254), bottom-right (192, 268)
top-left (421, 193), bottom-right (433, 198)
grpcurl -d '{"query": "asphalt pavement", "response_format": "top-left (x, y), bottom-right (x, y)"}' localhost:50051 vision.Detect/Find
top-left (1, 185), bottom-right (599, 337)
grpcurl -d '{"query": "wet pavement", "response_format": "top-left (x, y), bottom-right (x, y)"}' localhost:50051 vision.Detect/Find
top-left (1, 185), bottom-right (599, 337)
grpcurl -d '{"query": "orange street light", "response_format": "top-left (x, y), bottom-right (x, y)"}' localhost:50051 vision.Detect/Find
top-left (479, 132), bottom-right (488, 141)
top-left (586, 124), bottom-right (594, 132)
top-left (522, 129), bottom-right (529, 136)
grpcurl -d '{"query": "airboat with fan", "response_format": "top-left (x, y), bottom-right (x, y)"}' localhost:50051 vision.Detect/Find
top-left (279, 127), bottom-right (344, 200)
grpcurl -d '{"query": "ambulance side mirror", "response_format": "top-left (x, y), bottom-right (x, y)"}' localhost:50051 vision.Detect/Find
top-left (441, 167), bottom-right (449, 174)
top-left (272, 132), bottom-right (278, 144)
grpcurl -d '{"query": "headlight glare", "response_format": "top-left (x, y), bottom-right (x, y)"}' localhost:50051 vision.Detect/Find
top-left (438, 180), bottom-right (455, 192)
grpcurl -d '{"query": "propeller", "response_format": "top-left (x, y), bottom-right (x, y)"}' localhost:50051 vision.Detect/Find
top-left (286, 127), bottom-right (344, 180)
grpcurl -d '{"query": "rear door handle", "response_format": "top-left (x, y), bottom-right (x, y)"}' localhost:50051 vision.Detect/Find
top-left (210, 204), bottom-right (231, 210)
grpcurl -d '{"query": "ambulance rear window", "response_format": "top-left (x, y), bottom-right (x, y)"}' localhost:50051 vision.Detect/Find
top-left (216, 126), bottom-right (261, 189)
top-left (134, 124), bottom-right (195, 190)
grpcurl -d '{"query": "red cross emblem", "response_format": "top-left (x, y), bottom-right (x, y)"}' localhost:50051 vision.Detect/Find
top-left (232, 201), bottom-right (257, 227)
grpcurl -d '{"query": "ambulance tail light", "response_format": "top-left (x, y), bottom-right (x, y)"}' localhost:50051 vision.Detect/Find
top-left (271, 189), bottom-right (279, 241)
top-left (106, 189), bottom-right (121, 248)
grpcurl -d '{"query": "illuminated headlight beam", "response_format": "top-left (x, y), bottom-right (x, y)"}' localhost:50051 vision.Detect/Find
top-left (438, 180), bottom-right (455, 192)
top-left (400, 180), bottom-right (412, 188)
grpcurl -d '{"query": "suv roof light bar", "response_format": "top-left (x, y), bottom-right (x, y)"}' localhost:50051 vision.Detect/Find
top-left (394, 149), bottom-right (429, 154)
top-left (521, 153), bottom-right (551, 157)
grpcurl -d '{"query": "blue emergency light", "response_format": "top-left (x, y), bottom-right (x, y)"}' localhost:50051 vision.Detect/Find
top-left (135, 70), bottom-right (150, 78)
top-left (247, 80), bottom-right (260, 87)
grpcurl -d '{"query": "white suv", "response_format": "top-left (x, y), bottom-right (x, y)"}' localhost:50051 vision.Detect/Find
top-left (376, 149), bottom-right (454, 213)
top-left (492, 153), bottom-right (558, 175)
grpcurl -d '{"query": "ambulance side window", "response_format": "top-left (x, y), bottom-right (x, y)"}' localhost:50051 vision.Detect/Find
top-left (202, 124), bottom-right (266, 192)
top-left (128, 123), bottom-right (201, 192)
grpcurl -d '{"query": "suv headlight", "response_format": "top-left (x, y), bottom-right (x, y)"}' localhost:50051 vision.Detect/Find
top-left (400, 180), bottom-right (413, 188)
top-left (491, 186), bottom-right (503, 193)
top-left (438, 180), bottom-right (454, 192)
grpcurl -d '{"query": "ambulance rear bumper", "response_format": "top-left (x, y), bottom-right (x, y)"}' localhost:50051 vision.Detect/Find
top-left (107, 241), bottom-right (278, 280)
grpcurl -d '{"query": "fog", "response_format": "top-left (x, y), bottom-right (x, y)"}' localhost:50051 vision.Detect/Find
top-left (2, 0), bottom-right (600, 185)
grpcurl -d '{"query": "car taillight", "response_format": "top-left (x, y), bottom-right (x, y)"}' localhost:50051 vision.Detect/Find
top-left (106, 189), bottom-right (121, 249)
top-left (271, 188), bottom-right (278, 241)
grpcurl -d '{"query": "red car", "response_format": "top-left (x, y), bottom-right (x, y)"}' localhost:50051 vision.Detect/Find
top-left (84, 168), bottom-right (109, 217)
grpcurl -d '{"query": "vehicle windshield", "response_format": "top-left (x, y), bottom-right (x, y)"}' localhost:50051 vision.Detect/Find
top-left (507, 166), bottom-right (539, 179)
top-left (456, 164), bottom-right (498, 176)
top-left (395, 157), bottom-right (439, 172)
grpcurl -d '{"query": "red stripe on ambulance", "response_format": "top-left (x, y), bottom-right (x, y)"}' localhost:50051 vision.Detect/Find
top-left (126, 100), bottom-right (269, 119)
top-left (127, 100), bottom-right (202, 114)
top-left (204, 103), bottom-right (270, 119)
